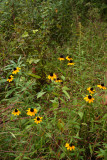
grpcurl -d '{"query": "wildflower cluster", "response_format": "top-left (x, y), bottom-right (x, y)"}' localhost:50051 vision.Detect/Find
top-left (12, 108), bottom-right (42, 124)
top-left (48, 55), bottom-right (75, 84)
top-left (58, 55), bottom-right (75, 65)
top-left (7, 67), bottom-right (21, 82)
top-left (65, 143), bottom-right (75, 151)
top-left (48, 73), bottom-right (62, 83)
top-left (48, 73), bottom-right (57, 81)
top-left (97, 83), bottom-right (106, 90)
top-left (84, 83), bottom-right (106, 103)
top-left (6, 55), bottom-right (106, 155)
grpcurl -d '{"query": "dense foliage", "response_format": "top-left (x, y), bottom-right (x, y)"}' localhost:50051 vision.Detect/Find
top-left (0, 0), bottom-right (107, 160)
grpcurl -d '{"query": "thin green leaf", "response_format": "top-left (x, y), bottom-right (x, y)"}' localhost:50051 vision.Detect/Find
top-left (37, 91), bottom-right (46, 99)
top-left (62, 90), bottom-right (70, 99)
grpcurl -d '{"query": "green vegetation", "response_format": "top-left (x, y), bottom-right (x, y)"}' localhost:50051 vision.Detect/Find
top-left (0, 0), bottom-right (107, 159)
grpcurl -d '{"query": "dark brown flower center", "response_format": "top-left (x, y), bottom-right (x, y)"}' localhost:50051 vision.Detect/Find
top-left (30, 108), bottom-right (34, 112)
top-left (50, 73), bottom-right (53, 76)
top-left (68, 56), bottom-right (71, 58)
top-left (37, 117), bottom-right (40, 121)
top-left (14, 68), bottom-right (16, 71)
top-left (69, 143), bottom-right (73, 147)
top-left (88, 95), bottom-right (92, 99)
top-left (69, 60), bottom-right (73, 63)
top-left (8, 76), bottom-right (11, 79)
top-left (15, 109), bottom-right (18, 112)
top-left (101, 83), bottom-right (104, 86)
top-left (57, 78), bottom-right (60, 80)
top-left (90, 88), bottom-right (93, 91)
top-left (60, 55), bottom-right (64, 58)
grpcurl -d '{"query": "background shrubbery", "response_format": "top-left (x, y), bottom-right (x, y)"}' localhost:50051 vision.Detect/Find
top-left (0, 0), bottom-right (107, 160)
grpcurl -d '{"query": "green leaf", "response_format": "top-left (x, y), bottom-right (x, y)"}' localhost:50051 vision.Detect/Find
top-left (50, 97), bottom-right (58, 103)
top-left (62, 90), bottom-right (70, 100)
top-left (78, 112), bottom-right (83, 119)
top-left (81, 123), bottom-right (87, 126)
top-left (45, 133), bottom-right (52, 138)
top-left (61, 75), bottom-right (65, 81)
top-left (62, 86), bottom-right (70, 90)
top-left (89, 144), bottom-right (93, 155)
top-left (32, 29), bottom-right (38, 33)
top-left (52, 92), bottom-right (59, 96)
top-left (10, 132), bottom-right (16, 139)
top-left (37, 91), bottom-right (46, 99)
top-left (27, 73), bottom-right (41, 79)
top-left (73, 135), bottom-right (81, 139)
top-left (23, 157), bottom-right (31, 160)
top-left (33, 59), bottom-right (40, 64)
top-left (25, 125), bottom-right (32, 130)
top-left (21, 31), bottom-right (29, 38)
top-left (26, 58), bottom-right (40, 64)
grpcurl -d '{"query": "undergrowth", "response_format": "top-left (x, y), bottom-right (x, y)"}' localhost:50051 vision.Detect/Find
top-left (0, 0), bottom-right (107, 160)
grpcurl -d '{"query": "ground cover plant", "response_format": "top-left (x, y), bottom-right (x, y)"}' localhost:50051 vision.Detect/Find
top-left (0, 0), bottom-right (107, 160)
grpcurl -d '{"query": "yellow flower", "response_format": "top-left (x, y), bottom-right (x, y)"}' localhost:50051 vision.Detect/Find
top-left (67, 60), bottom-right (75, 65)
top-left (87, 87), bottom-right (95, 94)
top-left (12, 67), bottom-right (21, 74)
top-left (97, 83), bottom-right (106, 90)
top-left (34, 116), bottom-right (43, 124)
top-left (65, 143), bottom-right (69, 148)
top-left (65, 143), bottom-right (70, 150)
top-left (12, 109), bottom-right (21, 116)
top-left (66, 56), bottom-right (73, 61)
top-left (7, 75), bottom-right (14, 82)
top-left (69, 145), bottom-right (75, 151)
top-left (84, 95), bottom-right (94, 103)
top-left (58, 55), bottom-right (65, 61)
top-left (55, 78), bottom-right (62, 83)
top-left (65, 143), bottom-right (75, 151)
top-left (26, 108), bottom-right (38, 116)
top-left (48, 73), bottom-right (57, 80)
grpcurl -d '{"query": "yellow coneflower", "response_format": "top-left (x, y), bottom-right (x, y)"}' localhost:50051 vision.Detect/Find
top-left (48, 73), bottom-right (57, 80)
top-left (26, 108), bottom-right (38, 116)
top-left (65, 143), bottom-right (70, 150)
top-left (87, 87), bottom-right (95, 94)
top-left (34, 116), bottom-right (43, 124)
top-left (7, 75), bottom-right (14, 82)
top-left (12, 67), bottom-right (21, 74)
top-left (84, 95), bottom-right (94, 103)
top-left (69, 143), bottom-right (75, 151)
top-left (55, 78), bottom-right (62, 83)
top-left (58, 55), bottom-right (65, 61)
top-left (67, 60), bottom-right (75, 65)
top-left (12, 109), bottom-right (21, 116)
top-left (65, 143), bottom-right (75, 151)
top-left (97, 83), bottom-right (106, 90)
top-left (66, 56), bottom-right (73, 61)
